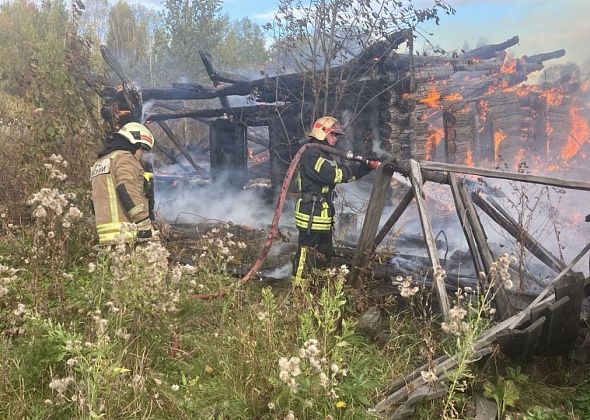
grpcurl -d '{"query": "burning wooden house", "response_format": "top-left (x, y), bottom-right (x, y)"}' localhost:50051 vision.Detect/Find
top-left (100, 31), bottom-right (588, 189)
top-left (98, 30), bottom-right (590, 418)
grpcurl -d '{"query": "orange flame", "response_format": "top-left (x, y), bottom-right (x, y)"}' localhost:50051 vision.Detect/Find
top-left (494, 129), bottom-right (507, 163)
top-left (420, 87), bottom-right (441, 108)
top-left (478, 100), bottom-right (489, 123)
top-left (500, 55), bottom-right (518, 75)
top-left (465, 149), bottom-right (474, 167)
top-left (514, 149), bottom-right (526, 170)
top-left (560, 105), bottom-right (589, 160)
top-left (442, 92), bottom-right (463, 102)
top-left (425, 128), bottom-right (444, 160)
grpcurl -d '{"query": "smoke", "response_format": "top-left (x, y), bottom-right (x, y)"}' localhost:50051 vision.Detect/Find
top-left (155, 171), bottom-right (280, 228)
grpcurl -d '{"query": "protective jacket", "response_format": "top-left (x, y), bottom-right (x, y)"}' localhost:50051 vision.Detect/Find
top-left (295, 140), bottom-right (370, 232)
top-left (91, 149), bottom-right (151, 245)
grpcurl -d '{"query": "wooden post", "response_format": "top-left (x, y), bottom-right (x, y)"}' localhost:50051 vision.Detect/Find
top-left (351, 162), bottom-right (395, 286)
top-left (372, 188), bottom-right (414, 251)
top-left (448, 173), bottom-right (485, 278)
top-left (472, 193), bottom-right (567, 273)
top-left (409, 160), bottom-right (450, 320)
top-left (457, 180), bottom-right (511, 317)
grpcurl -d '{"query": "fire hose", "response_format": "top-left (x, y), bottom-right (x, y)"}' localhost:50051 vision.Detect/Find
top-left (191, 143), bottom-right (378, 300)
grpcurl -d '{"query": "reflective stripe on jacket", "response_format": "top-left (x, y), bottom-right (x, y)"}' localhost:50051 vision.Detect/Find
top-left (295, 140), bottom-right (369, 232)
top-left (90, 151), bottom-right (151, 245)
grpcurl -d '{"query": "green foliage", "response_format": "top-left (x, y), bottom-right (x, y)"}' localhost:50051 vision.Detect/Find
top-left (573, 385), bottom-right (590, 418)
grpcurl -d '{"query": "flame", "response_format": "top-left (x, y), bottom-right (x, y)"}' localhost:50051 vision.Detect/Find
top-left (560, 105), bottom-right (589, 160)
top-left (420, 87), bottom-right (441, 108)
top-left (494, 129), bottom-right (507, 163)
top-left (464, 149), bottom-right (474, 167)
top-left (514, 149), bottom-right (526, 170)
top-left (544, 89), bottom-right (564, 106)
top-left (500, 57), bottom-right (517, 74)
top-left (478, 100), bottom-right (489, 123)
top-left (517, 85), bottom-right (564, 106)
top-left (546, 122), bottom-right (554, 136)
top-left (425, 128), bottom-right (444, 160)
top-left (442, 92), bottom-right (463, 102)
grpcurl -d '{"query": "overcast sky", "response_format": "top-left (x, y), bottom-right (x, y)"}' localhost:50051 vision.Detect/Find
top-left (218, 0), bottom-right (590, 68)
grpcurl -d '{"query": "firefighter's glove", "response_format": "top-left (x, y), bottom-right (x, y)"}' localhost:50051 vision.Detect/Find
top-left (367, 160), bottom-right (381, 170)
top-left (585, 213), bottom-right (590, 223)
top-left (136, 220), bottom-right (158, 241)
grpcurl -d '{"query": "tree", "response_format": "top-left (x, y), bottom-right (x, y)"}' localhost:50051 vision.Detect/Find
top-left (105, 1), bottom-right (159, 83)
top-left (265, 0), bottom-right (455, 119)
top-left (216, 17), bottom-right (269, 73)
top-left (156, 0), bottom-right (227, 82)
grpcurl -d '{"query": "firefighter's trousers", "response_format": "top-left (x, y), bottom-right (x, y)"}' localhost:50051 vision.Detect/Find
top-left (292, 230), bottom-right (334, 280)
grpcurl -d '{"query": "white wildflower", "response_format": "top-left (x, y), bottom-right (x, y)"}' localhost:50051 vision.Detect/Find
top-left (171, 384), bottom-right (179, 392)
top-left (420, 370), bottom-right (438, 383)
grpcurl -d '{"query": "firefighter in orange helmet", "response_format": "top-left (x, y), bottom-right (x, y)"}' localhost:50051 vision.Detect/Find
top-left (90, 122), bottom-right (158, 245)
top-left (292, 116), bottom-right (379, 280)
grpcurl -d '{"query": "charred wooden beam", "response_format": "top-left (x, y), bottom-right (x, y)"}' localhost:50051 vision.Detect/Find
top-left (409, 160), bottom-right (450, 320)
top-left (464, 35), bottom-right (519, 59)
top-left (145, 105), bottom-right (286, 125)
top-left (199, 50), bottom-right (231, 109)
top-left (458, 179), bottom-right (512, 318)
top-left (448, 174), bottom-right (485, 277)
top-left (523, 49), bottom-right (566, 63)
top-left (99, 45), bottom-right (143, 122)
top-left (351, 160), bottom-right (396, 286)
top-left (419, 161), bottom-right (590, 192)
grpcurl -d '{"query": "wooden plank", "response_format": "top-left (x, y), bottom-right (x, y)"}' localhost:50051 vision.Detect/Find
top-left (473, 193), bottom-right (567, 273)
top-left (419, 160), bottom-right (590, 192)
top-left (372, 188), bottom-right (414, 250)
top-left (496, 316), bottom-right (546, 362)
top-left (529, 242), bottom-right (590, 305)
top-left (535, 296), bottom-right (572, 356)
top-left (458, 180), bottom-right (512, 318)
top-left (409, 159), bottom-right (450, 320)
top-left (448, 173), bottom-right (485, 279)
top-left (351, 161), bottom-right (395, 286)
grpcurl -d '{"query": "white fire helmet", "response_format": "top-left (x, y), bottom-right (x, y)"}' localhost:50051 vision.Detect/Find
top-left (117, 122), bottom-right (155, 151)
top-left (309, 116), bottom-right (344, 141)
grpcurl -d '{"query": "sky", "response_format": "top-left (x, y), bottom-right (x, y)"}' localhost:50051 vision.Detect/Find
top-left (219, 0), bottom-right (590, 68)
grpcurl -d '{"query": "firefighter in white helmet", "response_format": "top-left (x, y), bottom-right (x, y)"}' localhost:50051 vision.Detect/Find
top-left (90, 122), bottom-right (158, 245)
top-left (292, 116), bottom-right (380, 280)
